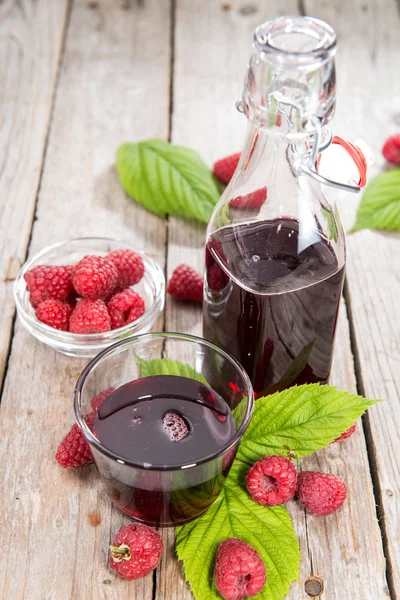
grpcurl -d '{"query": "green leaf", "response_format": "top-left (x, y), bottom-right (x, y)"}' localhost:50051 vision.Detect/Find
top-left (237, 384), bottom-right (379, 463)
top-left (350, 169), bottom-right (400, 232)
top-left (116, 140), bottom-right (221, 223)
top-left (137, 356), bottom-right (209, 386)
top-left (267, 340), bottom-right (315, 394)
top-left (321, 206), bottom-right (339, 242)
top-left (176, 461), bottom-right (300, 600)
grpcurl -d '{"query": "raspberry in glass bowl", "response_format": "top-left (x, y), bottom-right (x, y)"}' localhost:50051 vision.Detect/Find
top-left (14, 238), bottom-right (165, 358)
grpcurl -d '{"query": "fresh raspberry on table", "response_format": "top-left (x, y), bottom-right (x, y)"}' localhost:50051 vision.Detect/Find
top-left (72, 255), bottom-right (118, 300)
top-left (69, 299), bottom-right (111, 334)
top-left (207, 264), bottom-right (229, 292)
top-left (56, 412), bottom-right (95, 469)
top-left (297, 471), bottom-right (347, 516)
top-left (107, 289), bottom-right (145, 329)
top-left (214, 538), bottom-right (266, 600)
top-left (382, 133), bottom-right (400, 164)
top-left (246, 455), bottom-right (297, 506)
top-left (213, 152), bottom-right (241, 184)
top-left (167, 264), bottom-right (203, 303)
top-left (334, 423), bottom-right (356, 443)
top-left (35, 299), bottom-right (73, 331)
top-left (229, 187), bottom-right (267, 211)
top-left (90, 387), bottom-right (116, 411)
top-left (24, 265), bottom-right (73, 308)
top-left (108, 248), bottom-right (145, 287)
top-left (109, 523), bottom-right (163, 580)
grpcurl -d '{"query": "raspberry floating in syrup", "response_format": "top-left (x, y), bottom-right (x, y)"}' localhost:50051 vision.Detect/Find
top-left (162, 411), bottom-right (190, 441)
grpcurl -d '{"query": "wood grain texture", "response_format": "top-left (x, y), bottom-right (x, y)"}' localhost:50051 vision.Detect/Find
top-left (0, 0), bottom-right (170, 598)
top-left (287, 301), bottom-right (389, 599)
top-left (0, 0), bottom-right (396, 599)
top-left (158, 1), bottom-right (388, 599)
top-left (303, 0), bottom-right (400, 593)
top-left (0, 0), bottom-right (69, 386)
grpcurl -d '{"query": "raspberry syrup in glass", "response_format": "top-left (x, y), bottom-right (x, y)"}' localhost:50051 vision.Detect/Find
top-left (93, 375), bottom-right (236, 526)
top-left (203, 218), bottom-right (345, 397)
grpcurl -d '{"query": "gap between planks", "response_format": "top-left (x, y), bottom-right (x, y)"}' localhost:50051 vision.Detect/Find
top-left (160, 0), bottom-right (177, 336)
top-left (155, 6), bottom-right (177, 600)
top-left (0, 0), bottom-right (73, 403)
top-left (302, 0), bottom-right (400, 594)
top-left (299, 0), bottom-right (396, 593)
top-left (343, 278), bottom-right (397, 600)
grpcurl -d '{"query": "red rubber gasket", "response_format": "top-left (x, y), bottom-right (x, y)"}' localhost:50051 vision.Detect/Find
top-left (331, 136), bottom-right (367, 188)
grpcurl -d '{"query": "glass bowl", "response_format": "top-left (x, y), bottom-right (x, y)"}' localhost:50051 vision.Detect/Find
top-left (14, 238), bottom-right (165, 358)
top-left (75, 332), bottom-right (254, 527)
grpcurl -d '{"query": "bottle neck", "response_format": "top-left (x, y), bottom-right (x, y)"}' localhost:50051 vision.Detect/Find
top-left (206, 120), bottom-right (345, 273)
top-left (242, 16), bottom-right (337, 138)
top-left (231, 123), bottom-right (310, 194)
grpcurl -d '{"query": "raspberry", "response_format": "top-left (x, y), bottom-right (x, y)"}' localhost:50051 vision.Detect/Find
top-left (246, 456), bottom-right (297, 506)
top-left (205, 242), bottom-right (229, 292)
top-left (382, 133), bottom-right (400, 164)
top-left (108, 249), bottom-right (145, 287)
top-left (297, 471), bottom-right (347, 516)
top-left (35, 299), bottom-right (72, 331)
top-left (162, 411), bottom-right (190, 441)
top-left (167, 264), bottom-right (203, 303)
top-left (56, 412), bottom-right (95, 468)
top-left (334, 423), bottom-right (356, 443)
top-left (90, 387), bottom-right (116, 411)
top-left (214, 538), bottom-right (266, 600)
top-left (213, 152), bottom-right (241, 184)
top-left (24, 265), bottom-right (73, 308)
top-left (107, 289), bottom-right (145, 329)
top-left (109, 523), bottom-right (163, 580)
top-left (70, 299), bottom-right (111, 334)
top-left (207, 264), bottom-right (229, 292)
top-left (205, 239), bottom-right (226, 268)
top-left (229, 187), bottom-right (267, 211)
top-left (72, 255), bottom-right (117, 300)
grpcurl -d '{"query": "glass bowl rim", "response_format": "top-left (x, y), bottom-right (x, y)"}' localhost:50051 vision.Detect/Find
top-left (13, 236), bottom-right (165, 346)
top-left (74, 331), bottom-right (255, 471)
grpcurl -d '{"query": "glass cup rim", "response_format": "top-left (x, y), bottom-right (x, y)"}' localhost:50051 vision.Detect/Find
top-left (74, 331), bottom-right (254, 471)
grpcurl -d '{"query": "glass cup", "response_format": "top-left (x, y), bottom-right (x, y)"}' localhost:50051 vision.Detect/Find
top-left (75, 332), bottom-right (254, 527)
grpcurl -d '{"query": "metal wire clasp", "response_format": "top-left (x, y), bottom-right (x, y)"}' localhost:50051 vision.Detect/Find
top-left (236, 97), bottom-right (365, 193)
top-left (296, 119), bottom-right (363, 193)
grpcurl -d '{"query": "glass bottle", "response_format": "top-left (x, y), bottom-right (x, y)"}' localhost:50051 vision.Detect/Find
top-left (203, 16), bottom-right (366, 397)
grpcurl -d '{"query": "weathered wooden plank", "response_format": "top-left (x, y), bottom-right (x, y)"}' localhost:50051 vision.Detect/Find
top-left (287, 301), bottom-right (389, 599)
top-left (302, 0), bottom-right (400, 594)
top-left (158, 1), bottom-right (388, 599)
top-left (0, 0), bottom-right (69, 385)
top-left (158, 2), bottom-right (276, 595)
top-left (0, 1), bottom-right (170, 598)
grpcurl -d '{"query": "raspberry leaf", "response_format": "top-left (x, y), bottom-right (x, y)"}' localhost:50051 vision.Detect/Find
top-left (176, 461), bottom-right (300, 600)
top-left (116, 140), bottom-right (221, 223)
top-left (137, 357), bottom-right (209, 386)
top-left (266, 340), bottom-right (314, 394)
top-left (350, 169), bottom-right (400, 232)
top-left (237, 384), bottom-right (379, 463)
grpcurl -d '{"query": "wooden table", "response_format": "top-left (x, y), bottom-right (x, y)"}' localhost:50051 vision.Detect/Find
top-left (0, 1), bottom-right (399, 598)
